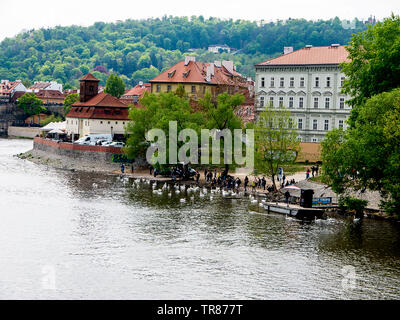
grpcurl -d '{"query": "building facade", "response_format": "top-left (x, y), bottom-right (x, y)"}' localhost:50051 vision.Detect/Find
top-left (255, 45), bottom-right (351, 142)
top-left (65, 73), bottom-right (130, 138)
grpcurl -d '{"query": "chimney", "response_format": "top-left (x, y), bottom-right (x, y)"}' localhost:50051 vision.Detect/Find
top-left (184, 56), bottom-right (196, 66)
top-left (284, 46), bottom-right (294, 54)
top-left (222, 60), bottom-right (234, 74)
top-left (139, 81), bottom-right (143, 87)
top-left (214, 60), bottom-right (222, 68)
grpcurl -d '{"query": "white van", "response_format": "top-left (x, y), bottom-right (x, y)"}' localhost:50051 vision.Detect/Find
top-left (74, 134), bottom-right (112, 145)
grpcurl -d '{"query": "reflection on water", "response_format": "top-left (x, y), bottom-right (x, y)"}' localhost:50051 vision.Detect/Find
top-left (0, 138), bottom-right (400, 299)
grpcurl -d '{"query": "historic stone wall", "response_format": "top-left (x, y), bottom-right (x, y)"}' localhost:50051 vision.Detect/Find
top-left (8, 126), bottom-right (41, 138)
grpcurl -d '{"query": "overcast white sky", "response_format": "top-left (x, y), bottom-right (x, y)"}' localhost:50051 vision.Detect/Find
top-left (0, 0), bottom-right (399, 41)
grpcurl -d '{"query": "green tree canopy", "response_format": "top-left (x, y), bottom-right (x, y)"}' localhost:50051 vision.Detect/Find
top-left (63, 93), bottom-right (80, 115)
top-left (104, 73), bottom-right (126, 98)
top-left (321, 88), bottom-right (400, 216)
top-left (341, 14), bottom-right (400, 125)
top-left (17, 92), bottom-right (46, 118)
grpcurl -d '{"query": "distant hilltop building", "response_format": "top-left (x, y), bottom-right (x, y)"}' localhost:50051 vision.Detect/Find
top-left (208, 44), bottom-right (232, 54)
top-left (29, 81), bottom-right (63, 93)
top-left (255, 44), bottom-right (352, 143)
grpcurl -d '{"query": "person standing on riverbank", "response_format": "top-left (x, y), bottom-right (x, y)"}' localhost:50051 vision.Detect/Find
top-left (121, 163), bottom-right (125, 174)
top-left (244, 176), bottom-right (249, 192)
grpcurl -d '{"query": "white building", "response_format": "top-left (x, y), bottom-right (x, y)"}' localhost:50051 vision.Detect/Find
top-left (255, 44), bottom-right (352, 143)
top-left (208, 44), bottom-right (231, 54)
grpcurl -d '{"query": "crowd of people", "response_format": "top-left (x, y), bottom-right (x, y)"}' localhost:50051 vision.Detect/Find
top-left (306, 165), bottom-right (319, 179)
top-left (199, 168), bottom-right (297, 194)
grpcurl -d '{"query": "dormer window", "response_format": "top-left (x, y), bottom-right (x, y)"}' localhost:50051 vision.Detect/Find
top-left (183, 70), bottom-right (190, 78)
top-left (168, 70), bottom-right (176, 78)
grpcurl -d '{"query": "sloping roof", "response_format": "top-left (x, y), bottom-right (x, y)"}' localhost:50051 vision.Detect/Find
top-left (80, 73), bottom-right (100, 82)
top-left (256, 46), bottom-right (350, 66)
top-left (67, 92), bottom-right (130, 120)
top-left (122, 83), bottom-right (151, 97)
top-left (29, 82), bottom-right (51, 90)
top-left (66, 106), bottom-right (130, 120)
top-left (72, 92), bottom-right (128, 108)
top-left (36, 90), bottom-right (66, 99)
top-left (150, 60), bottom-right (247, 87)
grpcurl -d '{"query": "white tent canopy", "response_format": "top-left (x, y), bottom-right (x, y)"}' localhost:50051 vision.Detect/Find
top-left (48, 128), bottom-right (65, 134)
top-left (41, 121), bottom-right (66, 132)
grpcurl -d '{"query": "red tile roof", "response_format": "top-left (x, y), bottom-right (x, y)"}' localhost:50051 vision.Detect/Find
top-left (36, 90), bottom-right (67, 99)
top-left (256, 45), bottom-right (350, 66)
top-left (72, 92), bottom-right (128, 108)
top-left (67, 92), bottom-right (130, 120)
top-left (150, 60), bottom-right (247, 87)
top-left (122, 83), bottom-right (151, 97)
top-left (80, 73), bottom-right (100, 81)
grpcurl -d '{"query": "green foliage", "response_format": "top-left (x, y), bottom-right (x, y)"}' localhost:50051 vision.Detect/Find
top-left (341, 14), bottom-right (400, 126)
top-left (338, 197), bottom-right (368, 216)
top-left (124, 92), bottom-right (206, 163)
top-left (17, 92), bottom-right (46, 117)
top-left (104, 73), bottom-right (125, 98)
top-left (321, 89), bottom-right (400, 216)
top-left (0, 16), bottom-right (367, 86)
top-left (63, 93), bottom-right (79, 115)
top-left (40, 114), bottom-right (62, 127)
top-left (253, 105), bottom-right (300, 190)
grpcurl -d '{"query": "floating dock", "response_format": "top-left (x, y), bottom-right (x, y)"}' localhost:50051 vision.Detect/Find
top-left (263, 202), bottom-right (324, 220)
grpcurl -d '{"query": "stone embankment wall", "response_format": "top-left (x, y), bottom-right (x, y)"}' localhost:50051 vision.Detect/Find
top-left (33, 137), bottom-right (124, 163)
top-left (8, 126), bottom-right (41, 138)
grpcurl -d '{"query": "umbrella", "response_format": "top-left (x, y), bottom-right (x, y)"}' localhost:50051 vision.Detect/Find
top-left (283, 185), bottom-right (301, 190)
top-left (48, 129), bottom-right (65, 134)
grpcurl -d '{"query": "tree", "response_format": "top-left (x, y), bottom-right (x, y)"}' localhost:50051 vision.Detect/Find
top-left (341, 14), bottom-right (400, 126)
top-left (17, 92), bottom-right (46, 119)
top-left (199, 92), bottom-right (244, 173)
top-left (124, 92), bottom-right (206, 168)
top-left (321, 88), bottom-right (400, 216)
top-left (104, 73), bottom-right (125, 98)
top-left (63, 93), bottom-right (80, 115)
top-left (253, 105), bottom-right (299, 191)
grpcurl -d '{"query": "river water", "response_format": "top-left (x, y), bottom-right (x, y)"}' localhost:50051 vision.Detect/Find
top-left (0, 138), bottom-right (400, 300)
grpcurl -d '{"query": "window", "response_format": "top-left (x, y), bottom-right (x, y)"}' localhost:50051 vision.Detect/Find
top-left (326, 77), bottom-right (331, 87)
top-left (312, 138), bottom-right (318, 142)
top-left (203, 86), bottom-right (206, 94)
top-left (115, 122), bottom-right (118, 124)
top-left (338, 120), bottom-right (344, 129)
top-left (108, 121), bottom-right (110, 124)
top-left (123, 122), bottom-right (125, 125)
top-left (100, 121), bottom-right (103, 124)
top-left (314, 97), bottom-right (319, 108)
top-left (279, 97), bottom-right (284, 107)
top-left (269, 97), bottom-right (274, 107)
top-left (340, 77), bottom-right (345, 87)
top-left (280, 77), bottom-right (284, 87)
top-left (259, 96), bottom-right (264, 107)
top-left (299, 97), bottom-right (304, 108)
top-left (289, 77), bottom-right (294, 87)
top-left (156, 85), bottom-right (161, 92)
top-left (289, 97), bottom-right (294, 108)
top-left (324, 120), bottom-right (329, 131)
top-left (298, 119), bottom-right (303, 130)
top-left (270, 77), bottom-right (275, 87)
top-left (289, 118), bottom-right (293, 128)
top-left (300, 77), bottom-right (305, 87)
top-left (315, 77), bottom-right (319, 87)
top-left (167, 85), bottom-right (171, 92)
top-left (325, 97), bottom-right (330, 109)
top-left (340, 97), bottom-right (345, 109)
top-left (89, 86), bottom-right (94, 93)
top-left (191, 86), bottom-right (196, 93)
top-left (313, 119), bottom-right (318, 130)
top-left (261, 77), bottom-right (265, 87)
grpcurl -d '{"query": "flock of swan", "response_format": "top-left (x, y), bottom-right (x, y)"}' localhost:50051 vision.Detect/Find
top-left (123, 176), bottom-right (360, 224)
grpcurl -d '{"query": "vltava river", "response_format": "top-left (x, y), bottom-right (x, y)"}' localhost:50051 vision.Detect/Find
top-left (0, 138), bottom-right (400, 299)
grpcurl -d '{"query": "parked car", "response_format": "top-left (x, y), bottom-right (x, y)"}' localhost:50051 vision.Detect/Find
top-left (109, 141), bottom-right (125, 148)
top-left (75, 134), bottom-right (112, 145)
